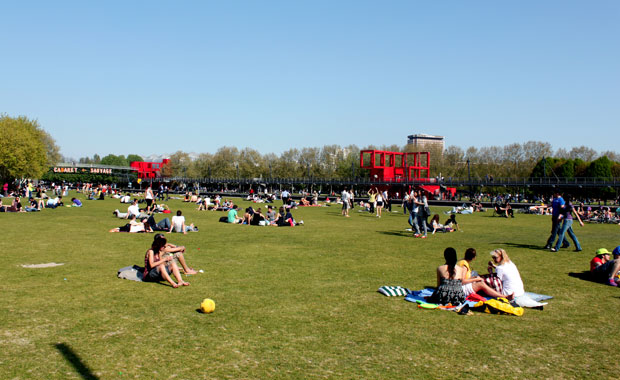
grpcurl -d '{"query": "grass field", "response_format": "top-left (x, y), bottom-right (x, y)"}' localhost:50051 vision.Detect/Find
top-left (1, 193), bottom-right (619, 379)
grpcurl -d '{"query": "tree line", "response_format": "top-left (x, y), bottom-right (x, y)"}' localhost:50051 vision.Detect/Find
top-left (78, 142), bottom-right (619, 180)
top-left (2, 114), bottom-right (618, 182)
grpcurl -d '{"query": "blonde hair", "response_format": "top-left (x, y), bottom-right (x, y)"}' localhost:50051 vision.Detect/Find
top-left (491, 248), bottom-right (511, 266)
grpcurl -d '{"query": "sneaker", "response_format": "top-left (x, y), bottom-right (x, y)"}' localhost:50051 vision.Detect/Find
top-left (544, 245), bottom-right (551, 250)
top-left (414, 233), bottom-right (420, 238)
top-left (562, 243), bottom-right (570, 248)
top-left (420, 235), bottom-right (427, 239)
top-left (299, 220), bottom-right (304, 225)
top-left (550, 248), bottom-right (557, 252)
top-left (606, 278), bottom-right (618, 287)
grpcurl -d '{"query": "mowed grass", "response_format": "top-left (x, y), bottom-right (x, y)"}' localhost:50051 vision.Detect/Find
top-left (1, 193), bottom-right (619, 379)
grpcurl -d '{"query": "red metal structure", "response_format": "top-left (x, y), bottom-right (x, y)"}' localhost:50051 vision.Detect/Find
top-left (360, 150), bottom-right (456, 198)
top-left (359, 150), bottom-right (430, 181)
top-left (130, 159), bottom-right (170, 179)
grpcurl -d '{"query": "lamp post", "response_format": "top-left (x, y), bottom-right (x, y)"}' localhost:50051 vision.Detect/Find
top-left (467, 159), bottom-right (472, 196)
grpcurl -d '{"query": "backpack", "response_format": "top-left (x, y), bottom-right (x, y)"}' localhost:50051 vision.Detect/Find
top-left (472, 297), bottom-right (524, 316)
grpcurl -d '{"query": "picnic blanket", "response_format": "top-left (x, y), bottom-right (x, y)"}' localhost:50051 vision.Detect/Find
top-left (117, 265), bottom-right (144, 282)
top-left (403, 288), bottom-right (553, 311)
top-left (377, 286), bottom-right (411, 296)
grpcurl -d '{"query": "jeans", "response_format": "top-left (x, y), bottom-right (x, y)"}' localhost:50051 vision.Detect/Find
top-left (554, 219), bottom-right (581, 251)
top-left (147, 216), bottom-right (171, 231)
top-left (415, 213), bottom-right (427, 236)
top-left (546, 218), bottom-right (567, 248)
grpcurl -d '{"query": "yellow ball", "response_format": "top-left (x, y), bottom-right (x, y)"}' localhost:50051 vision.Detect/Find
top-left (200, 298), bottom-right (215, 314)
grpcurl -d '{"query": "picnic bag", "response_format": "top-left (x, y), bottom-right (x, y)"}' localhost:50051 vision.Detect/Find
top-left (472, 297), bottom-right (524, 316)
top-left (480, 273), bottom-right (503, 293)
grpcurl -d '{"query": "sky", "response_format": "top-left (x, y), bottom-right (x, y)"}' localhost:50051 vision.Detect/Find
top-left (1, 1), bottom-right (618, 160)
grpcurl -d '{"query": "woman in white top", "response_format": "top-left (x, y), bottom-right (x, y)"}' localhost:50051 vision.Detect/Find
top-left (145, 186), bottom-right (155, 212)
top-left (375, 190), bottom-right (384, 218)
top-left (489, 248), bottom-right (547, 308)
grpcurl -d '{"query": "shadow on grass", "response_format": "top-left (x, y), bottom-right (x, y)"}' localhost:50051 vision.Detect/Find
top-left (378, 230), bottom-right (412, 237)
top-left (55, 343), bottom-right (99, 380)
top-left (568, 271), bottom-right (605, 286)
top-left (492, 242), bottom-right (546, 250)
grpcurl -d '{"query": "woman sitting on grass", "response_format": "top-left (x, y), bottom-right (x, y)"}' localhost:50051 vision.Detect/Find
top-left (430, 214), bottom-right (453, 234)
top-left (428, 247), bottom-right (466, 305)
top-left (143, 234), bottom-right (191, 287)
top-left (273, 206), bottom-right (303, 226)
top-left (458, 248), bottom-right (513, 300)
top-left (487, 248), bottom-right (543, 307)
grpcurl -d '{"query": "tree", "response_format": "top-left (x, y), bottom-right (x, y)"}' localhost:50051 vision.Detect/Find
top-left (100, 154), bottom-right (128, 167)
top-left (126, 154), bottom-right (144, 163)
top-left (163, 151), bottom-right (192, 178)
top-left (0, 114), bottom-right (59, 180)
top-left (569, 146), bottom-right (598, 162)
top-left (586, 156), bottom-right (612, 179)
top-left (557, 160), bottom-right (575, 178)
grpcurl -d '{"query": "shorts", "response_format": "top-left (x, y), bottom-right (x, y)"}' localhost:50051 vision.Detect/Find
top-left (146, 199), bottom-right (153, 207)
top-left (462, 283), bottom-right (475, 296)
top-left (376, 201), bottom-right (384, 207)
top-left (342, 202), bottom-right (350, 210)
top-left (145, 266), bottom-right (172, 282)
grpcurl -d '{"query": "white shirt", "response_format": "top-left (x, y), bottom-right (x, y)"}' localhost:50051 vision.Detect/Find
top-left (171, 215), bottom-right (185, 232)
top-left (496, 261), bottom-right (525, 297)
top-left (341, 191), bottom-right (350, 202)
top-left (128, 204), bottom-right (140, 217)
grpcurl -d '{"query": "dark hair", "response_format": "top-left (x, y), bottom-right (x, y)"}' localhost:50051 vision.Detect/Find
top-left (176, 210), bottom-right (182, 216)
top-left (232, 204), bottom-right (238, 209)
top-left (444, 247), bottom-right (458, 278)
top-left (464, 248), bottom-right (477, 261)
top-left (151, 234), bottom-right (167, 252)
top-left (431, 214), bottom-right (440, 223)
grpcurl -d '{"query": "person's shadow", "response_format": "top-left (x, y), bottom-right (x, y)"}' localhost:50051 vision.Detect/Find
top-left (55, 343), bottom-right (99, 380)
top-left (492, 242), bottom-right (546, 250)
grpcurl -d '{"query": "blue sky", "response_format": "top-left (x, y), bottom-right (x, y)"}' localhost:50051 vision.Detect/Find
top-left (1, 1), bottom-right (618, 159)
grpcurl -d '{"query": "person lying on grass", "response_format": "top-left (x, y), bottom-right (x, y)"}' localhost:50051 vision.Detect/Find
top-left (458, 248), bottom-right (513, 300)
top-left (430, 214), bottom-right (453, 234)
top-left (109, 215), bottom-right (152, 233)
top-left (444, 214), bottom-right (458, 231)
top-left (143, 234), bottom-right (194, 287)
top-left (590, 247), bottom-right (620, 287)
top-left (244, 207), bottom-right (266, 225)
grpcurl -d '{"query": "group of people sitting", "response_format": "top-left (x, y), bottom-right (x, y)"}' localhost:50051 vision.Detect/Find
top-left (0, 195), bottom-right (78, 212)
top-left (111, 208), bottom-right (197, 233)
top-left (220, 205), bottom-right (303, 226)
top-left (429, 247), bottom-right (543, 308)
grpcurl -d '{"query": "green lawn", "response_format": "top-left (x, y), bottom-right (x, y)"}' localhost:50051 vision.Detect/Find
top-left (1, 193), bottom-right (619, 379)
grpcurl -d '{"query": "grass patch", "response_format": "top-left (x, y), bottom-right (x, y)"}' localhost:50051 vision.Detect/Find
top-left (1, 194), bottom-right (619, 379)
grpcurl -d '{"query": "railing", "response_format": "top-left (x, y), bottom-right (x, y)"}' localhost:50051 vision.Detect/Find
top-left (159, 176), bottom-right (620, 188)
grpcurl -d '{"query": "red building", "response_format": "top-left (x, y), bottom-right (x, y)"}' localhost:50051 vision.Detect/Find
top-left (130, 159), bottom-right (170, 179)
top-left (360, 150), bottom-right (430, 181)
top-left (360, 150), bottom-right (455, 198)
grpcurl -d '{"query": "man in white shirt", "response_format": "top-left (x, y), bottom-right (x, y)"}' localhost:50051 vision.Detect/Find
top-left (341, 187), bottom-right (351, 217)
top-left (170, 210), bottom-right (193, 234)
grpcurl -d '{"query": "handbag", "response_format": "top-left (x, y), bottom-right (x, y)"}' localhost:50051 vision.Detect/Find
top-left (480, 273), bottom-right (503, 293)
top-left (424, 205), bottom-right (431, 217)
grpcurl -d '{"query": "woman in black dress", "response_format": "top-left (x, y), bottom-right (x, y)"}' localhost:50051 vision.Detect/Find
top-left (428, 247), bottom-right (466, 305)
